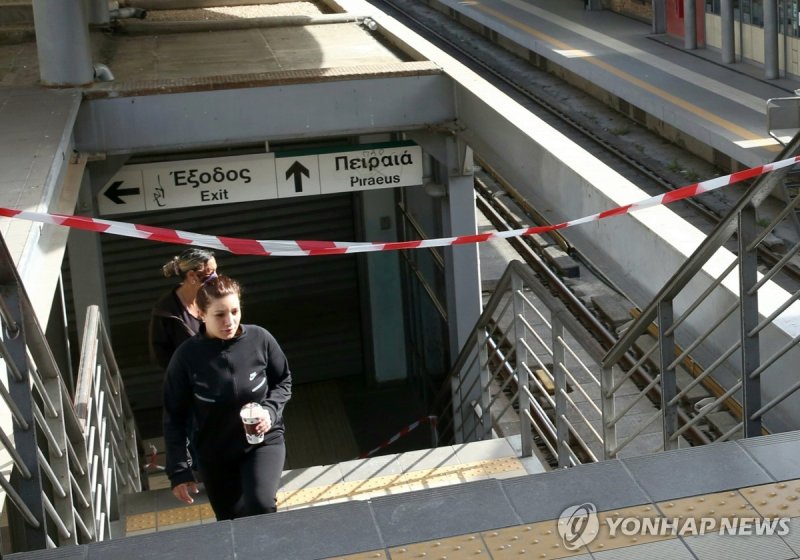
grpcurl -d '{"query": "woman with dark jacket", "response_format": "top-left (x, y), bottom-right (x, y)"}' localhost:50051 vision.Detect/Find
top-left (163, 274), bottom-right (292, 520)
top-left (149, 248), bottom-right (218, 369)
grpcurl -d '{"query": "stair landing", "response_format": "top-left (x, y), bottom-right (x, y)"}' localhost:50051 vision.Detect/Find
top-left (122, 436), bottom-right (544, 536)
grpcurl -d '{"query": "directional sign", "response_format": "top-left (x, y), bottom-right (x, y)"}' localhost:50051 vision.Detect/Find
top-left (105, 181), bottom-right (140, 204)
top-left (141, 154), bottom-right (277, 212)
top-left (97, 143), bottom-right (424, 216)
top-left (318, 145), bottom-right (422, 194)
top-left (275, 155), bottom-right (321, 198)
top-left (98, 154), bottom-right (277, 215)
top-left (97, 167), bottom-right (146, 215)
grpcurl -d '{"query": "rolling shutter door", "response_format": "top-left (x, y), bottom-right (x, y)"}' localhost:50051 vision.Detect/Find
top-left (96, 194), bottom-right (363, 437)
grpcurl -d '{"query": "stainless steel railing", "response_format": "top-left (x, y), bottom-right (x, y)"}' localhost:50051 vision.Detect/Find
top-left (435, 260), bottom-right (613, 466)
top-left (0, 232), bottom-right (141, 552)
top-left (438, 136), bottom-right (800, 464)
top-left (73, 305), bottom-right (143, 543)
top-left (602, 133), bottom-right (800, 454)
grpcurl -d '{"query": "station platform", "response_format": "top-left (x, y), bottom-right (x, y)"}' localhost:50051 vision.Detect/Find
top-left (4, 2), bottom-right (800, 558)
top-left (423, 0), bottom-right (800, 170)
top-left (9, 431), bottom-right (800, 559)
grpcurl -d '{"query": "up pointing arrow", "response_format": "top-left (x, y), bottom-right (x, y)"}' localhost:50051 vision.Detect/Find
top-left (104, 181), bottom-right (141, 204)
top-left (285, 161), bottom-right (310, 193)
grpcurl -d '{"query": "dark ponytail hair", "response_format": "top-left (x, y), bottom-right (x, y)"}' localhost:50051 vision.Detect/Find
top-left (196, 274), bottom-right (241, 312)
top-left (161, 248), bottom-right (215, 279)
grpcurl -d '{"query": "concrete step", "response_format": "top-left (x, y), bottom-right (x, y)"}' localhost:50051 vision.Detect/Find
top-left (119, 437), bottom-right (541, 537)
top-left (0, 25), bottom-right (33, 45)
top-left (0, 1), bottom-right (32, 27)
top-left (0, 1), bottom-right (33, 46)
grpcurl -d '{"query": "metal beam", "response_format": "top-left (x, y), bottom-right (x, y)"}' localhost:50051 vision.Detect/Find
top-left (74, 74), bottom-right (456, 154)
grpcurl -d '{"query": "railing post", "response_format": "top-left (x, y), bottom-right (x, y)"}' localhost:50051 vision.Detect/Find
top-left (40, 368), bottom-right (77, 545)
top-left (512, 274), bottom-right (533, 457)
top-left (553, 316), bottom-right (569, 468)
top-left (658, 300), bottom-right (679, 451)
top-left (739, 206), bottom-right (762, 437)
top-left (601, 366), bottom-right (616, 459)
top-left (478, 339), bottom-right (492, 440)
top-left (3, 285), bottom-right (47, 551)
top-left (18, 296), bottom-right (79, 546)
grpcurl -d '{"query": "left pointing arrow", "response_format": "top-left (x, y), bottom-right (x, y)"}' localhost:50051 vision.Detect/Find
top-left (104, 181), bottom-right (141, 204)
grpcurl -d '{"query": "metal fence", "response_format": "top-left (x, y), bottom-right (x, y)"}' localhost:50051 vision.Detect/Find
top-left (0, 233), bottom-right (141, 553)
top-left (439, 136), bottom-right (800, 465)
top-left (602, 134), bottom-right (800, 454)
top-left (436, 260), bottom-right (611, 466)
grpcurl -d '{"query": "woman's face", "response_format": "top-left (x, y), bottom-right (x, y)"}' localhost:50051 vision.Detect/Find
top-left (190, 257), bottom-right (218, 285)
top-left (202, 293), bottom-right (241, 340)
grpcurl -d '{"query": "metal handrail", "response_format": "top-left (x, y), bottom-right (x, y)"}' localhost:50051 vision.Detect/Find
top-left (0, 229), bottom-right (142, 553)
top-left (604, 135), bottom-right (800, 367)
top-left (602, 132), bottom-right (800, 447)
top-left (434, 260), bottom-right (612, 465)
top-left (73, 303), bottom-right (144, 541)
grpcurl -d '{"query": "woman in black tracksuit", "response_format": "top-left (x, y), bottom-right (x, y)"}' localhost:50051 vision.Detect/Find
top-left (163, 274), bottom-right (292, 520)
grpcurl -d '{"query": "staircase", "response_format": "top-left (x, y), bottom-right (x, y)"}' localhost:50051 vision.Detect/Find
top-left (0, 1), bottom-right (33, 45)
top-left (117, 436), bottom-right (539, 538)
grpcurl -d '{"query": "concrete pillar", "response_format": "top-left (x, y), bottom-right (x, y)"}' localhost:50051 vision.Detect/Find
top-left (764, 0), bottom-right (780, 79)
top-left (32, 0), bottom-right (94, 86)
top-left (652, 0), bottom-right (667, 34)
top-left (721, 0), bottom-right (735, 64)
top-left (87, 0), bottom-right (111, 25)
top-left (441, 140), bottom-right (480, 359)
top-left (684, 0), bottom-right (697, 50)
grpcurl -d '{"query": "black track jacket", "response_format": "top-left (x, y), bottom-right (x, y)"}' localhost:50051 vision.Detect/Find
top-left (163, 324), bottom-right (292, 488)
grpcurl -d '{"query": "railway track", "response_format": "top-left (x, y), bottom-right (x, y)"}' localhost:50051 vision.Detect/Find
top-left (370, 0), bottom-right (794, 461)
top-left (372, 0), bottom-right (800, 291)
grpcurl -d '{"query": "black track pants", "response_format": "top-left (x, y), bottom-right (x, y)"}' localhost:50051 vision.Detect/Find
top-left (199, 436), bottom-right (285, 521)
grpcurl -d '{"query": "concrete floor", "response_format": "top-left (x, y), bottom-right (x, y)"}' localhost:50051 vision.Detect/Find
top-left (0, 1), bottom-right (414, 88)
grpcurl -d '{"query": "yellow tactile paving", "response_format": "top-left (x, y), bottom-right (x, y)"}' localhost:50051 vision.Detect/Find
top-left (658, 490), bottom-right (757, 522)
top-left (125, 512), bottom-right (156, 533)
top-left (740, 479), bottom-right (800, 518)
top-left (276, 457), bottom-right (525, 509)
top-left (125, 502), bottom-right (216, 532)
top-left (156, 503), bottom-right (215, 527)
top-left (157, 505), bottom-right (203, 526)
top-left (587, 504), bottom-right (673, 553)
top-left (482, 522), bottom-right (588, 559)
top-left (481, 457), bottom-right (526, 475)
top-left (389, 534), bottom-right (490, 559)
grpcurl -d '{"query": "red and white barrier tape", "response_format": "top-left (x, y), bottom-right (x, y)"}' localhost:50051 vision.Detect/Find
top-left (358, 415), bottom-right (438, 459)
top-left (1, 156), bottom-right (796, 256)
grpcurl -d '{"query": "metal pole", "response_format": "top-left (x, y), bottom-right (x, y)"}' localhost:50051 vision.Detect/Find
top-left (739, 206), bottom-right (762, 437)
top-left (31, 0), bottom-right (94, 86)
top-left (764, 0), bottom-right (780, 79)
top-left (87, 0), bottom-right (111, 25)
top-left (653, 0), bottom-right (667, 34)
top-left (601, 366), bottom-right (616, 459)
top-left (553, 317), bottom-right (569, 468)
top-left (684, 0), bottom-right (698, 50)
top-left (658, 300), bottom-right (679, 451)
top-left (721, 0), bottom-right (735, 63)
top-left (4, 285), bottom-right (47, 551)
top-left (512, 275), bottom-right (533, 458)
